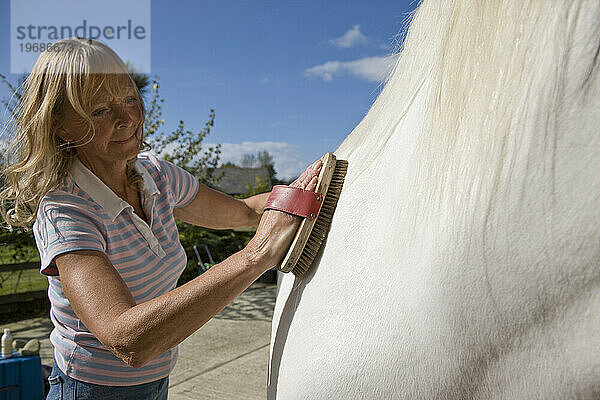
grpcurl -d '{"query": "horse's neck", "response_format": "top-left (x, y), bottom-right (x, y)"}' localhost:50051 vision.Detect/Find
top-left (270, 1), bottom-right (600, 398)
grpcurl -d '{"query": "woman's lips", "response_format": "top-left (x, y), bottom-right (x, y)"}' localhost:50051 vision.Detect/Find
top-left (113, 134), bottom-right (135, 144)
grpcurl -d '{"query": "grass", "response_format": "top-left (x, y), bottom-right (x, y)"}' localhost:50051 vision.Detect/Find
top-left (0, 268), bottom-right (48, 296)
top-left (0, 243), bottom-right (47, 296)
top-left (0, 242), bottom-right (40, 265)
top-left (0, 241), bottom-right (49, 322)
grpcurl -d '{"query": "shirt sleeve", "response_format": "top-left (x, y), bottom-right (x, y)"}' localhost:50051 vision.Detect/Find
top-left (156, 158), bottom-right (200, 209)
top-left (33, 199), bottom-right (107, 276)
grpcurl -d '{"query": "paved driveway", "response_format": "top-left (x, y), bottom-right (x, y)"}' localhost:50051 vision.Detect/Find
top-left (5, 282), bottom-right (277, 400)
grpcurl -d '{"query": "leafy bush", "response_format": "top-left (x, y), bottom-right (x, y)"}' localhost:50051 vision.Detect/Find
top-left (175, 224), bottom-right (255, 286)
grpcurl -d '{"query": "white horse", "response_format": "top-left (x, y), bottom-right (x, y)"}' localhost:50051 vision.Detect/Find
top-left (269, 1), bottom-right (600, 399)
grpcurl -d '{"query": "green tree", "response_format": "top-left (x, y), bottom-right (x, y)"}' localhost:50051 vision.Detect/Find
top-left (125, 62), bottom-right (151, 96)
top-left (141, 78), bottom-right (164, 138)
top-left (141, 78), bottom-right (223, 188)
top-left (243, 175), bottom-right (272, 197)
top-left (240, 153), bottom-right (256, 168)
top-left (256, 150), bottom-right (278, 184)
top-left (0, 73), bottom-right (25, 119)
top-left (240, 150), bottom-right (282, 185)
top-left (256, 150), bottom-right (273, 168)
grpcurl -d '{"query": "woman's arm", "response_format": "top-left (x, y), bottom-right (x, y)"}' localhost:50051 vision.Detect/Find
top-left (241, 192), bottom-right (271, 225)
top-left (55, 246), bottom-right (266, 368)
top-left (174, 159), bottom-right (323, 229)
top-left (55, 160), bottom-right (321, 368)
top-left (172, 184), bottom-right (269, 229)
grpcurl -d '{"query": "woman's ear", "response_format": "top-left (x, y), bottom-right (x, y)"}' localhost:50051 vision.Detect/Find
top-left (52, 115), bottom-right (71, 142)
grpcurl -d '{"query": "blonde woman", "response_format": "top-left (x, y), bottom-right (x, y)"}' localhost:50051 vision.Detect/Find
top-left (0, 38), bottom-right (321, 399)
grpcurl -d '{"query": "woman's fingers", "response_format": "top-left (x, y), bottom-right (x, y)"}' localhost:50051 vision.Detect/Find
top-left (247, 159), bottom-right (323, 268)
top-left (291, 159), bottom-right (322, 189)
top-left (305, 175), bottom-right (318, 192)
top-left (290, 171), bottom-right (307, 188)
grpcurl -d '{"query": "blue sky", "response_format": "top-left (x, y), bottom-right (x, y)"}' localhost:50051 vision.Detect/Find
top-left (0, 0), bottom-right (418, 179)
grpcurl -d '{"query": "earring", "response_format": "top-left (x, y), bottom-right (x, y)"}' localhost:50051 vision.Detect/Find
top-left (64, 140), bottom-right (74, 152)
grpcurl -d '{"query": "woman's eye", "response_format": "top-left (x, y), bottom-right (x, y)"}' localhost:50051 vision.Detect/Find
top-left (91, 108), bottom-right (109, 117)
top-left (125, 96), bottom-right (138, 104)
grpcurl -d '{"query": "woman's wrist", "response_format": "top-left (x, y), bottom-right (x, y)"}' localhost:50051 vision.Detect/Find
top-left (242, 192), bottom-right (270, 227)
top-left (247, 207), bottom-right (263, 227)
top-left (241, 238), bottom-right (276, 273)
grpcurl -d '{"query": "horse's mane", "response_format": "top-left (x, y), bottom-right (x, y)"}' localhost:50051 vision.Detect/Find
top-left (336, 1), bottom-right (599, 236)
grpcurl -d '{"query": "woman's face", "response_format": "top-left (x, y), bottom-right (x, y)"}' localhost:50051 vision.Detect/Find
top-left (58, 74), bottom-right (143, 168)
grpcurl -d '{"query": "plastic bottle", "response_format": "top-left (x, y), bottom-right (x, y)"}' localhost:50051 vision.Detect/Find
top-left (1, 328), bottom-right (13, 357)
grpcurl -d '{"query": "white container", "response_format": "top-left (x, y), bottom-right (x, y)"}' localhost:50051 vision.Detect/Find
top-left (1, 328), bottom-right (13, 357)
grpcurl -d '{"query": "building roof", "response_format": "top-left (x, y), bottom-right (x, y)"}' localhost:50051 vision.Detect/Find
top-left (213, 166), bottom-right (272, 195)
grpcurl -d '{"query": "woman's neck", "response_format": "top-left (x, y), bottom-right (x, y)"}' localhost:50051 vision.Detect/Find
top-left (77, 154), bottom-right (133, 200)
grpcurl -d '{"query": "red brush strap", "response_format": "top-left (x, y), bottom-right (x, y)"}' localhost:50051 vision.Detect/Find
top-left (264, 185), bottom-right (323, 220)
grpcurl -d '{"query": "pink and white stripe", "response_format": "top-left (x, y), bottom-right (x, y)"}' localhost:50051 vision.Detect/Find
top-left (33, 152), bottom-right (199, 386)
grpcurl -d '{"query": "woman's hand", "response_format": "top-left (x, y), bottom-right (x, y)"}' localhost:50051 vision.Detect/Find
top-left (52, 159), bottom-right (323, 368)
top-left (244, 159), bottom-right (322, 270)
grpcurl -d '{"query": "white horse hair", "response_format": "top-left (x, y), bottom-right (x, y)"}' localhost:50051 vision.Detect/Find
top-left (269, 1), bottom-right (600, 398)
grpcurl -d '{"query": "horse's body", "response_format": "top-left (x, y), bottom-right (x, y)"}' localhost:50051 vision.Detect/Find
top-left (269, 1), bottom-right (600, 399)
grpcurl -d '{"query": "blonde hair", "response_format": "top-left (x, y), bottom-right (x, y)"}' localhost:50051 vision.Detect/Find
top-left (0, 37), bottom-right (150, 229)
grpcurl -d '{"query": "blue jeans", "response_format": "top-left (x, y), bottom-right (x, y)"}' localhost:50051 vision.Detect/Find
top-left (46, 363), bottom-right (169, 400)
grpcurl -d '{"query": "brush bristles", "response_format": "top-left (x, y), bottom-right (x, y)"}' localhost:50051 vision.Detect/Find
top-left (292, 159), bottom-right (348, 277)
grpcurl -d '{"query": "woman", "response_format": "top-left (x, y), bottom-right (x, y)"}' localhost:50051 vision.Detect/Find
top-left (0, 37), bottom-right (321, 399)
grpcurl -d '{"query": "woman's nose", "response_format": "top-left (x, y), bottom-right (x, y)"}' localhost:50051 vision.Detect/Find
top-left (113, 105), bottom-right (134, 128)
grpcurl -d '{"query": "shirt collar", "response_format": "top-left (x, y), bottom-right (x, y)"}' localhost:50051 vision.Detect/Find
top-left (69, 155), bottom-right (160, 221)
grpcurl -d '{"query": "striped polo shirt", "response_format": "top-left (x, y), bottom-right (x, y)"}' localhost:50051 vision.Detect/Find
top-left (32, 151), bottom-right (199, 386)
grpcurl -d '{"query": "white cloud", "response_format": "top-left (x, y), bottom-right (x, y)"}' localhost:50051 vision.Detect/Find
top-left (344, 56), bottom-right (398, 81)
top-left (304, 54), bottom-right (398, 82)
top-left (303, 61), bottom-right (343, 82)
top-left (330, 25), bottom-right (368, 48)
top-left (147, 140), bottom-right (313, 181)
top-left (205, 141), bottom-right (311, 181)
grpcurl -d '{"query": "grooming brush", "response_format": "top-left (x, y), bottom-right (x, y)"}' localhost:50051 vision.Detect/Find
top-left (278, 152), bottom-right (348, 277)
